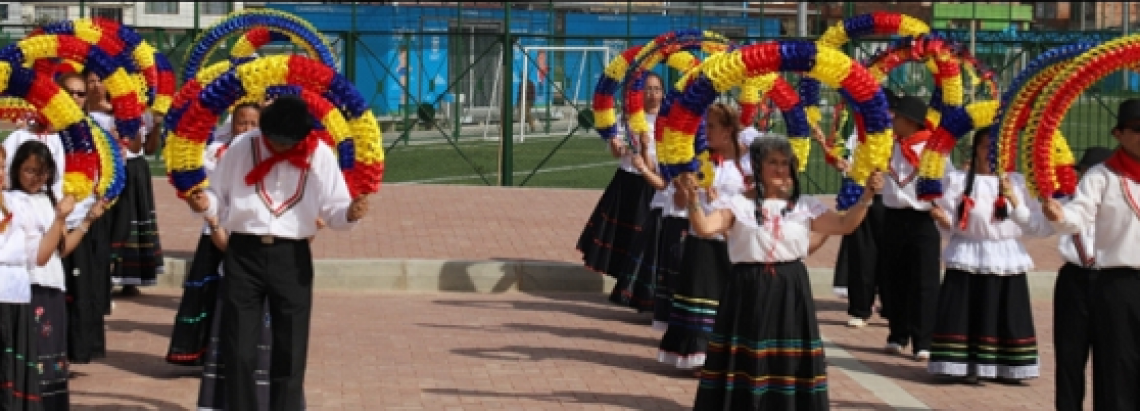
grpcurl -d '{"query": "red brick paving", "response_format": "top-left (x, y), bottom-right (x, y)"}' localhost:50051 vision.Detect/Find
top-left (152, 180), bottom-right (1068, 270)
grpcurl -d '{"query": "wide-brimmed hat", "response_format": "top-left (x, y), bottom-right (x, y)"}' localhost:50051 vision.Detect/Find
top-left (1115, 98), bottom-right (1140, 130)
top-left (1076, 147), bottom-right (1114, 172)
top-left (891, 95), bottom-right (928, 127)
top-left (259, 95), bottom-right (313, 145)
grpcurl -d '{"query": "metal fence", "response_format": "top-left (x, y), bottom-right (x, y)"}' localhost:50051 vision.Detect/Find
top-left (2, 2), bottom-right (1132, 194)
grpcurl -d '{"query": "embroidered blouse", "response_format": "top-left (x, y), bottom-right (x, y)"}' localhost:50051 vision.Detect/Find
top-left (714, 194), bottom-right (829, 263)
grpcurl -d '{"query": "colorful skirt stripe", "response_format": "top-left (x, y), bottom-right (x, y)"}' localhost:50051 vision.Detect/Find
top-left (650, 216), bottom-right (689, 331)
top-left (608, 208), bottom-right (663, 312)
top-left (576, 169), bottom-right (654, 277)
top-left (928, 269), bottom-right (1039, 380)
top-left (658, 237), bottom-right (732, 369)
top-left (0, 302), bottom-right (41, 411)
top-left (693, 261), bottom-right (828, 411)
top-left (110, 156), bottom-right (165, 286)
top-left (166, 235), bottom-right (225, 366)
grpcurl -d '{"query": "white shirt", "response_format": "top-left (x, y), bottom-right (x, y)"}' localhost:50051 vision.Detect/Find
top-left (880, 132), bottom-right (956, 211)
top-left (619, 114), bottom-right (657, 174)
top-left (1049, 164), bottom-right (1140, 269)
top-left (691, 157), bottom-right (753, 241)
top-left (934, 171), bottom-right (1043, 275)
top-left (91, 111), bottom-right (147, 160)
top-left (1011, 196), bottom-right (1096, 268)
top-left (9, 191), bottom-right (66, 291)
top-left (715, 194), bottom-right (829, 263)
top-left (0, 193), bottom-right (35, 303)
top-left (3, 128), bottom-right (65, 200)
top-left (202, 130), bottom-right (357, 240)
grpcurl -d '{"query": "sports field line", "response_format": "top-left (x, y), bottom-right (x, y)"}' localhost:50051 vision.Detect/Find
top-left (402, 160), bottom-right (616, 184)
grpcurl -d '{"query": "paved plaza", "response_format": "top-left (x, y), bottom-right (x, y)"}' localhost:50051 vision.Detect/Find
top-left (64, 181), bottom-right (1085, 410)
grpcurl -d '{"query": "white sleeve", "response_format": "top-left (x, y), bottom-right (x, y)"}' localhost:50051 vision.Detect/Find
top-left (1053, 166), bottom-right (1108, 235)
top-left (315, 146), bottom-right (357, 230)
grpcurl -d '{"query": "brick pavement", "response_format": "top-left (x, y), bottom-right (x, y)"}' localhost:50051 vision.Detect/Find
top-left (70, 290), bottom-right (1084, 410)
top-left (152, 180), bottom-right (1068, 270)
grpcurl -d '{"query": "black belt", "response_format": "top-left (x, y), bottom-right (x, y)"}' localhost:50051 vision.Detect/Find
top-left (232, 233), bottom-right (306, 245)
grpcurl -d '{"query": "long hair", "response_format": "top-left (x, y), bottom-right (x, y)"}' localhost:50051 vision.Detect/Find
top-left (9, 140), bottom-right (58, 206)
top-left (748, 136), bottom-right (800, 225)
top-left (956, 125), bottom-right (1005, 227)
top-left (0, 146), bottom-right (8, 232)
top-left (707, 102), bottom-right (744, 162)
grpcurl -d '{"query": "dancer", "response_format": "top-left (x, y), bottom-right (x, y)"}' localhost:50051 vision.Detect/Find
top-left (1037, 99), bottom-right (1140, 410)
top-left (85, 68), bottom-right (164, 295)
top-left (926, 126), bottom-right (1044, 383)
top-left (576, 72), bottom-right (663, 277)
top-left (167, 102), bottom-right (262, 366)
top-left (657, 103), bottom-right (749, 370)
top-left (881, 94), bottom-right (951, 361)
top-left (8, 140), bottom-right (107, 410)
top-left (686, 135), bottom-right (883, 410)
top-left (184, 95), bottom-right (369, 410)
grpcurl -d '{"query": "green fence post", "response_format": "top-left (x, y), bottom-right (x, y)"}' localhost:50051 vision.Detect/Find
top-left (347, 3), bottom-right (356, 83)
top-left (500, 3), bottom-right (514, 186)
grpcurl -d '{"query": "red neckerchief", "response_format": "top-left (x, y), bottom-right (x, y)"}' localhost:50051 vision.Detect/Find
top-left (896, 130), bottom-right (931, 168)
top-left (244, 135), bottom-right (318, 186)
top-left (1106, 148), bottom-right (1140, 184)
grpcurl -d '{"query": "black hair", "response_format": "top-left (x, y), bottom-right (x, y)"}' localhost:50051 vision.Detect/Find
top-left (957, 125), bottom-right (1006, 225)
top-left (748, 136), bottom-right (800, 225)
top-left (9, 140), bottom-right (58, 207)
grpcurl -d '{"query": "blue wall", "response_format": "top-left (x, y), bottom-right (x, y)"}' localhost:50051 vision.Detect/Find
top-left (269, 3), bottom-right (782, 115)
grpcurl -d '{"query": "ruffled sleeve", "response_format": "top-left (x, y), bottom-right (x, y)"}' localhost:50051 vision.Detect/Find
top-left (800, 195), bottom-right (830, 220)
top-left (1009, 172), bottom-right (1055, 237)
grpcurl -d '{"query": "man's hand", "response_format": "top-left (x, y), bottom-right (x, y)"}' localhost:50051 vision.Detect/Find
top-left (348, 195), bottom-right (370, 222)
top-left (186, 189), bottom-right (210, 213)
top-left (930, 204), bottom-right (952, 229)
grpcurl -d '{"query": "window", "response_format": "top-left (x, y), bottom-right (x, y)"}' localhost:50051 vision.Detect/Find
top-left (1033, 2), bottom-right (1056, 19)
top-left (145, 2), bottom-right (179, 15)
top-left (202, 2), bottom-right (231, 15)
top-left (0, 4), bottom-right (9, 21)
top-left (90, 7), bottom-right (123, 23)
top-left (34, 5), bottom-right (67, 22)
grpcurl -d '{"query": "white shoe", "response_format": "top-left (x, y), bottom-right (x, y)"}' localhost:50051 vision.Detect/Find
top-left (884, 342), bottom-right (904, 355)
top-left (846, 318), bottom-right (867, 328)
top-left (915, 350), bottom-right (931, 361)
top-left (833, 287), bottom-right (849, 299)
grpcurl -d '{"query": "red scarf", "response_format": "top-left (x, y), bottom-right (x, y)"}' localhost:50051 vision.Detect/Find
top-left (896, 130), bottom-right (931, 168)
top-left (244, 136), bottom-right (318, 186)
top-left (1106, 148), bottom-right (1140, 184)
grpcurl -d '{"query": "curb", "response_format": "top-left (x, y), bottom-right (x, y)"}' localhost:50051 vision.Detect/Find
top-left (153, 258), bottom-right (1062, 300)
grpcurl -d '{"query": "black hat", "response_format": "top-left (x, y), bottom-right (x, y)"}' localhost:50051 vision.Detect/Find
top-left (891, 95), bottom-right (928, 127)
top-left (883, 88), bottom-right (900, 109)
top-left (1116, 98), bottom-right (1140, 130)
top-left (1076, 147), bottom-right (1114, 172)
top-left (259, 95), bottom-right (313, 145)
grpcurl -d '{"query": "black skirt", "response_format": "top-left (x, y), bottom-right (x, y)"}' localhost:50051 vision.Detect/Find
top-left (693, 261), bottom-right (829, 411)
top-left (31, 286), bottom-right (68, 410)
top-left (576, 168), bottom-right (655, 277)
top-left (658, 237), bottom-right (732, 368)
top-left (110, 157), bottom-right (165, 286)
top-left (166, 235), bottom-right (225, 366)
top-left (63, 216), bottom-right (112, 364)
top-left (650, 216), bottom-right (689, 331)
top-left (0, 302), bottom-right (41, 411)
top-left (608, 208), bottom-right (663, 311)
top-left (197, 277), bottom-right (304, 410)
top-left (928, 270), bottom-right (1038, 380)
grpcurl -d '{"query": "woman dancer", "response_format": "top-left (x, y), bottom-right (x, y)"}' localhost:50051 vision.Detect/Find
top-left (166, 103), bottom-right (262, 366)
top-left (685, 136), bottom-right (882, 410)
top-left (577, 72), bottom-right (663, 277)
top-left (926, 127), bottom-right (1044, 383)
top-left (656, 103), bottom-right (749, 370)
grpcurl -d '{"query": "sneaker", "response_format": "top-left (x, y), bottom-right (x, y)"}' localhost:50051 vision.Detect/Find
top-left (915, 350), bottom-right (931, 361)
top-left (833, 287), bottom-right (849, 299)
top-left (884, 342), bottom-right (904, 355)
top-left (120, 285), bottom-right (141, 297)
top-left (846, 318), bottom-right (867, 328)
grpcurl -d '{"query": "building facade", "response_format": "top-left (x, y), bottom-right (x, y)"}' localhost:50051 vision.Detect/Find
top-left (15, 1), bottom-right (252, 28)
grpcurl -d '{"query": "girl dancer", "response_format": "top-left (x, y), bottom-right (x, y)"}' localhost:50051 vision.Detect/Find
top-left (685, 136), bottom-right (883, 410)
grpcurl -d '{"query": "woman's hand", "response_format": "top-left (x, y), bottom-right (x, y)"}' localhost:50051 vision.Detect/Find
top-left (55, 195), bottom-right (76, 220)
top-left (999, 175), bottom-right (1020, 209)
top-left (930, 205), bottom-right (952, 229)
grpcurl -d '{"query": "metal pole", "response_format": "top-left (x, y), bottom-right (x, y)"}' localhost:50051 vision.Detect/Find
top-left (347, 2), bottom-right (356, 82)
top-left (454, 4), bottom-right (462, 140)
top-left (194, 1), bottom-right (200, 35)
top-left (797, 2), bottom-right (808, 37)
top-left (80, 0), bottom-right (85, 18)
top-left (500, 2), bottom-right (514, 186)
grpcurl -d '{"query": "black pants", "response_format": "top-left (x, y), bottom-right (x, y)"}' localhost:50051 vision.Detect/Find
top-left (881, 207), bottom-right (941, 353)
top-left (223, 234), bottom-right (314, 411)
top-left (1091, 267), bottom-right (1140, 411)
top-left (845, 194), bottom-right (885, 320)
top-left (1054, 262), bottom-right (1095, 411)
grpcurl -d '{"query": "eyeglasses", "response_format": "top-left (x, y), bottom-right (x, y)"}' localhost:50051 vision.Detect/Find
top-left (20, 168), bottom-right (48, 178)
top-left (66, 89), bottom-right (86, 98)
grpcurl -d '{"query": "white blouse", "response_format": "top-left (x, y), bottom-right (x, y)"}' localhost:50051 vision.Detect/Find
top-left (715, 194), bottom-right (829, 263)
top-left (1050, 164), bottom-right (1140, 269)
top-left (933, 171), bottom-right (1045, 275)
top-left (9, 191), bottom-right (66, 291)
top-left (619, 114), bottom-right (658, 174)
top-left (690, 156), bottom-right (753, 241)
top-left (0, 194), bottom-right (35, 303)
